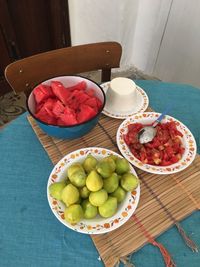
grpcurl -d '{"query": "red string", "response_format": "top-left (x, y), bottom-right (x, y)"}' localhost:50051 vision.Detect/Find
top-left (132, 214), bottom-right (176, 267)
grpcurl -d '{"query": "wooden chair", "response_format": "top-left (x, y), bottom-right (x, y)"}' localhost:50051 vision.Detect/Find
top-left (4, 42), bottom-right (122, 96)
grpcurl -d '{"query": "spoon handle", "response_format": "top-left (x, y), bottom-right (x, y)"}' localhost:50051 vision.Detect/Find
top-left (152, 106), bottom-right (172, 127)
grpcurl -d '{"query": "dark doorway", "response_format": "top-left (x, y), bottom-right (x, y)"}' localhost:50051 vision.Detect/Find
top-left (0, 0), bottom-right (71, 95)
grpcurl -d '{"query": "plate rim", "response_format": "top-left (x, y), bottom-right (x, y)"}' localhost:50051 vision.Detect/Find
top-left (116, 112), bottom-right (197, 175)
top-left (100, 81), bottom-right (149, 119)
top-left (47, 147), bottom-right (140, 234)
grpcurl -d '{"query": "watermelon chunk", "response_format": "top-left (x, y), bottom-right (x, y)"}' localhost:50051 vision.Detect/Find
top-left (42, 98), bottom-right (55, 109)
top-left (52, 100), bottom-right (65, 117)
top-left (33, 84), bottom-right (53, 104)
top-left (51, 81), bottom-right (70, 105)
top-left (58, 107), bottom-right (78, 126)
top-left (69, 90), bottom-right (89, 102)
top-left (77, 104), bottom-right (97, 123)
top-left (96, 98), bottom-right (103, 109)
top-left (56, 118), bottom-right (66, 126)
top-left (33, 80), bottom-right (103, 126)
top-left (86, 88), bottom-right (95, 97)
top-left (35, 102), bottom-right (44, 113)
top-left (35, 105), bottom-right (56, 125)
top-left (84, 97), bottom-right (98, 111)
top-left (84, 97), bottom-right (103, 112)
top-left (66, 81), bottom-right (87, 91)
top-left (67, 90), bottom-right (90, 110)
top-left (76, 91), bottom-right (90, 104)
top-left (35, 98), bottom-right (56, 117)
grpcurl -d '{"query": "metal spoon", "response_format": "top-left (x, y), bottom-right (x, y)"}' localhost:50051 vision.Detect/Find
top-left (138, 108), bottom-right (171, 144)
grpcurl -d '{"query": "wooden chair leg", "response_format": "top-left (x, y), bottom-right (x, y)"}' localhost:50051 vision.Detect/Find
top-left (101, 69), bottom-right (111, 82)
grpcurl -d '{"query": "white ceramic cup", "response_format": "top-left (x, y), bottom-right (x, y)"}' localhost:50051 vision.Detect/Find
top-left (105, 77), bottom-right (137, 113)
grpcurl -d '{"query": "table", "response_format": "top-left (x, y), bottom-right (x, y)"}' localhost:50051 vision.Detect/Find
top-left (1, 80), bottom-right (200, 267)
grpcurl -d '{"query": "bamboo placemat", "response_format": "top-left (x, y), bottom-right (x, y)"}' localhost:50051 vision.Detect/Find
top-left (27, 114), bottom-right (200, 267)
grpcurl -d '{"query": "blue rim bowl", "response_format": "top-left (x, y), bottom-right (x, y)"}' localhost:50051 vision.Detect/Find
top-left (26, 75), bottom-right (106, 139)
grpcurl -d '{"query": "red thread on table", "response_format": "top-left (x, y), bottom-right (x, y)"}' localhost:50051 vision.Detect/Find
top-left (171, 176), bottom-right (200, 210)
top-left (132, 214), bottom-right (176, 267)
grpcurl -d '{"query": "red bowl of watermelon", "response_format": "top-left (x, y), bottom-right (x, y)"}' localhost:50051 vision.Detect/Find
top-left (27, 76), bottom-right (106, 139)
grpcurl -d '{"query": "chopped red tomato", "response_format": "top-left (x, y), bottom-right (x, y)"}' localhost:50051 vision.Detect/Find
top-left (124, 121), bottom-right (185, 166)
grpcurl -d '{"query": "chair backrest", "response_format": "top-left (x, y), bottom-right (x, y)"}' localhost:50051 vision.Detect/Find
top-left (4, 42), bottom-right (122, 96)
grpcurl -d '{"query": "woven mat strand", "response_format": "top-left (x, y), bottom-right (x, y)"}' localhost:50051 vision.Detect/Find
top-left (27, 114), bottom-right (200, 267)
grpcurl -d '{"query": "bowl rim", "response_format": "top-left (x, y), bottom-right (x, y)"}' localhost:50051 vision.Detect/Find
top-left (26, 75), bottom-right (106, 128)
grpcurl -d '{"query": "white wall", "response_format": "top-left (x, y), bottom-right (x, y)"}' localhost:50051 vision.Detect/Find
top-left (129, 0), bottom-right (172, 73)
top-left (153, 0), bottom-right (200, 88)
top-left (68, 0), bottom-right (171, 73)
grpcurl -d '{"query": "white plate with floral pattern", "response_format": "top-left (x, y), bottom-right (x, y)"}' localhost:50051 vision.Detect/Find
top-left (116, 112), bottom-right (197, 175)
top-left (47, 147), bottom-right (140, 234)
top-left (100, 81), bottom-right (149, 119)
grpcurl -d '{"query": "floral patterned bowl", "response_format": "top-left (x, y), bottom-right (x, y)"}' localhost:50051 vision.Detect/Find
top-left (47, 147), bottom-right (140, 234)
top-left (117, 112), bottom-right (197, 175)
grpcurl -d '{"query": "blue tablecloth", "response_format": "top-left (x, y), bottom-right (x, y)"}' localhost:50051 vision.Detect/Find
top-left (0, 80), bottom-right (200, 267)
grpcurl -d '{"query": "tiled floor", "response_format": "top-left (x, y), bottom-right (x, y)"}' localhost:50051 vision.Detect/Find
top-left (0, 68), bottom-right (158, 127)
